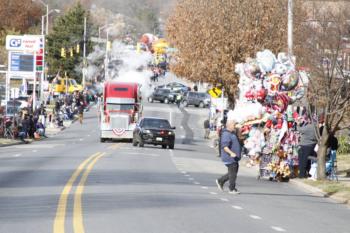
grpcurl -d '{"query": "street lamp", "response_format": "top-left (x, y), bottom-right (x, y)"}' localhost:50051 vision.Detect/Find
top-left (41, 9), bottom-right (60, 35)
top-left (32, 0), bottom-right (49, 34)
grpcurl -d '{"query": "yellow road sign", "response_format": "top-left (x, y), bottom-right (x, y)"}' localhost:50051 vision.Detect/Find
top-left (208, 87), bottom-right (222, 98)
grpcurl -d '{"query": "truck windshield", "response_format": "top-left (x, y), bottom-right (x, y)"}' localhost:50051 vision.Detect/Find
top-left (107, 104), bottom-right (134, 111)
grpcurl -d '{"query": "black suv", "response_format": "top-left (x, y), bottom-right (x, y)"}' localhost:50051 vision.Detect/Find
top-left (133, 117), bottom-right (176, 149)
top-left (182, 92), bottom-right (211, 108)
top-left (148, 88), bottom-right (176, 104)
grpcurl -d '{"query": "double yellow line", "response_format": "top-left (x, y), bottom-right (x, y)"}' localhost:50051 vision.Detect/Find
top-left (53, 152), bottom-right (106, 233)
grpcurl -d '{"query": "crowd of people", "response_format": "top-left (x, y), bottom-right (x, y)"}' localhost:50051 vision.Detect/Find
top-left (0, 90), bottom-right (98, 142)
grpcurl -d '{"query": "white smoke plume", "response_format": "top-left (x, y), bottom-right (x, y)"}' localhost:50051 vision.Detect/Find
top-left (109, 41), bottom-right (154, 99)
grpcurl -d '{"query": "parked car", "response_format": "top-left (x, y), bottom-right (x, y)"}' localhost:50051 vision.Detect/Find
top-left (148, 88), bottom-right (176, 104)
top-left (133, 117), bottom-right (176, 149)
top-left (182, 91), bottom-right (211, 108)
top-left (157, 82), bottom-right (190, 92)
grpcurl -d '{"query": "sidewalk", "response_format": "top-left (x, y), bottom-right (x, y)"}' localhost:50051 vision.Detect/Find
top-left (0, 118), bottom-right (76, 147)
top-left (240, 157), bottom-right (350, 207)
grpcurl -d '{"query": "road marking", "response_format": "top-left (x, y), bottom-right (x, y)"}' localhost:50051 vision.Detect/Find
top-left (184, 174), bottom-right (190, 177)
top-left (201, 186), bottom-right (208, 189)
top-left (79, 138), bottom-right (84, 141)
top-left (193, 182), bottom-right (200, 185)
top-left (125, 152), bottom-right (159, 157)
top-left (249, 215), bottom-right (262, 220)
top-left (232, 205), bottom-right (243, 210)
top-left (271, 226), bottom-right (286, 232)
top-left (87, 135), bottom-right (91, 137)
top-left (181, 135), bottom-right (185, 138)
top-left (188, 178), bottom-right (194, 181)
top-left (32, 150), bottom-right (37, 152)
top-left (74, 152), bottom-right (105, 233)
top-left (10, 144), bottom-right (63, 149)
top-left (181, 171), bottom-right (187, 174)
top-left (209, 192), bottom-right (218, 195)
top-left (13, 154), bottom-right (21, 157)
top-left (53, 152), bottom-right (102, 233)
top-left (220, 198), bottom-right (229, 202)
top-left (108, 144), bottom-right (120, 150)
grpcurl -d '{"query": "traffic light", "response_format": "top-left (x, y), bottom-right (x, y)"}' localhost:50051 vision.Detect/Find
top-left (107, 41), bottom-right (112, 51)
top-left (61, 48), bottom-right (65, 58)
top-left (70, 48), bottom-right (74, 57)
top-left (76, 44), bottom-right (80, 54)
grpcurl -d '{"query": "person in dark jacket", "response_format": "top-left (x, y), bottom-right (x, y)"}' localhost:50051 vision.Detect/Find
top-left (216, 120), bottom-right (242, 194)
top-left (28, 115), bottom-right (35, 138)
top-left (297, 117), bottom-right (317, 178)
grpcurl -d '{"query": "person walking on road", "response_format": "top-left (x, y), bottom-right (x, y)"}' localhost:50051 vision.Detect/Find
top-left (216, 120), bottom-right (242, 194)
top-left (204, 119), bottom-right (210, 139)
top-left (78, 103), bottom-right (84, 125)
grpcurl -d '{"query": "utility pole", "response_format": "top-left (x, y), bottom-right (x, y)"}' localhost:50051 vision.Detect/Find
top-left (288, 0), bottom-right (293, 56)
top-left (82, 17), bottom-right (87, 89)
top-left (105, 28), bottom-right (110, 81)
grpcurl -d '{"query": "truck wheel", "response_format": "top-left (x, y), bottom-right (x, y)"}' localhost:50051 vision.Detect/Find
top-left (199, 102), bottom-right (205, 108)
top-left (162, 145), bottom-right (167, 149)
top-left (164, 98), bottom-right (169, 104)
top-left (148, 97), bottom-right (153, 103)
top-left (182, 100), bottom-right (188, 107)
top-left (100, 138), bottom-right (106, 143)
top-left (169, 143), bottom-right (175, 149)
top-left (139, 139), bottom-right (144, 147)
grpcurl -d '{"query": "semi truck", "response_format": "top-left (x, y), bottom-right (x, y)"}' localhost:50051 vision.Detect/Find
top-left (100, 81), bottom-right (142, 142)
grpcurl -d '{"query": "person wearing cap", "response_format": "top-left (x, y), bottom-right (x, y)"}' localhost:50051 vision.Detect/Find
top-left (216, 120), bottom-right (242, 194)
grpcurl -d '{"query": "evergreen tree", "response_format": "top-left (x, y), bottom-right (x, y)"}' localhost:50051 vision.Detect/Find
top-left (46, 3), bottom-right (92, 82)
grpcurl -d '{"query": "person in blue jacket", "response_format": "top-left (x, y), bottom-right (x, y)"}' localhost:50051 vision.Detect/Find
top-left (216, 119), bottom-right (242, 194)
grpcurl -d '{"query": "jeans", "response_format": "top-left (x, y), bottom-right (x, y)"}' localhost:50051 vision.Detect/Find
top-left (218, 162), bottom-right (239, 191)
top-left (298, 144), bottom-right (316, 178)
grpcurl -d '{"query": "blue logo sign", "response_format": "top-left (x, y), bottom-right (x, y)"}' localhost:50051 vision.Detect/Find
top-left (9, 39), bottom-right (21, 47)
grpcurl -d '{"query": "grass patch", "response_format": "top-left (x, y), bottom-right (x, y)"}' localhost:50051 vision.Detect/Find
top-left (304, 180), bottom-right (350, 195)
top-left (337, 153), bottom-right (350, 175)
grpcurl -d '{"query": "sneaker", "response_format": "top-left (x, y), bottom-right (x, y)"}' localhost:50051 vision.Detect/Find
top-left (215, 179), bottom-right (224, 191)
top-left (228, 189), bottom-right (240, 195)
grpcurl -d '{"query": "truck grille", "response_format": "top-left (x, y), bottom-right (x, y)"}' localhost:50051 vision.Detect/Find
top-left (110, 114), bottom-right (129, 129)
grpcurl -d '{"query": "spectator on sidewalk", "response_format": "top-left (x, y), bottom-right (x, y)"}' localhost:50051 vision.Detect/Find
top-left (216, 120), bottom-right (242, 194)
top-left (297, 116), bottom-right (317, 178)
top-left (28, 115), bottom-right (35, 138)
top-left (36, 116), bottom-right (47, 138)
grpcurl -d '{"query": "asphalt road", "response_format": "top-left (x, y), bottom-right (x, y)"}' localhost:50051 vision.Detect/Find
top-left (0, 100), bottom-right (349, 233)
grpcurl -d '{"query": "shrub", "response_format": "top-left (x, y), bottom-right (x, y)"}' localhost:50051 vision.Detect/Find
top-left (338, 135), bottom-right (350, 154)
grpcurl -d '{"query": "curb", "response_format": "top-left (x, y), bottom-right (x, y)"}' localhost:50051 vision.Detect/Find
top-left (289, 179), bottom-right (327, 197)
top-left (0, 139), bottom-right (33, 147)
top-left (0, 141), bottom-right (24, 147)
top-left (289, 179), bottom-right (350, 207)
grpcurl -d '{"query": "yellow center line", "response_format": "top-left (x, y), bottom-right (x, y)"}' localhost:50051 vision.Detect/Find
top-left (108, 143), bottom-right (124, 150)
top-left (73, 153), bottom-right (106, 233)
top-left (53, 152), bottom-right (102, 233)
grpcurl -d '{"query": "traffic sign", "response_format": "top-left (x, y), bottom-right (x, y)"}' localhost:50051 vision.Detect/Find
top-left (208, 87), bottom-right (222, 98)
top-left (6, 35), bottom-right (44, 51)
top-left (10, 53), bottom-right (34, 72)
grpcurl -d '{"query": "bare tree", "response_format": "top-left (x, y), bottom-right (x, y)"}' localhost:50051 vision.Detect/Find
top-left (166, 0), bottom-right (305, 104)
top-left (297, 2), bottom-right (350, 179)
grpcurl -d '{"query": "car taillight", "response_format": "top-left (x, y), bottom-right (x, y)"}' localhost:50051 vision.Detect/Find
top-left (160, 131), bottom-right (165, 135)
